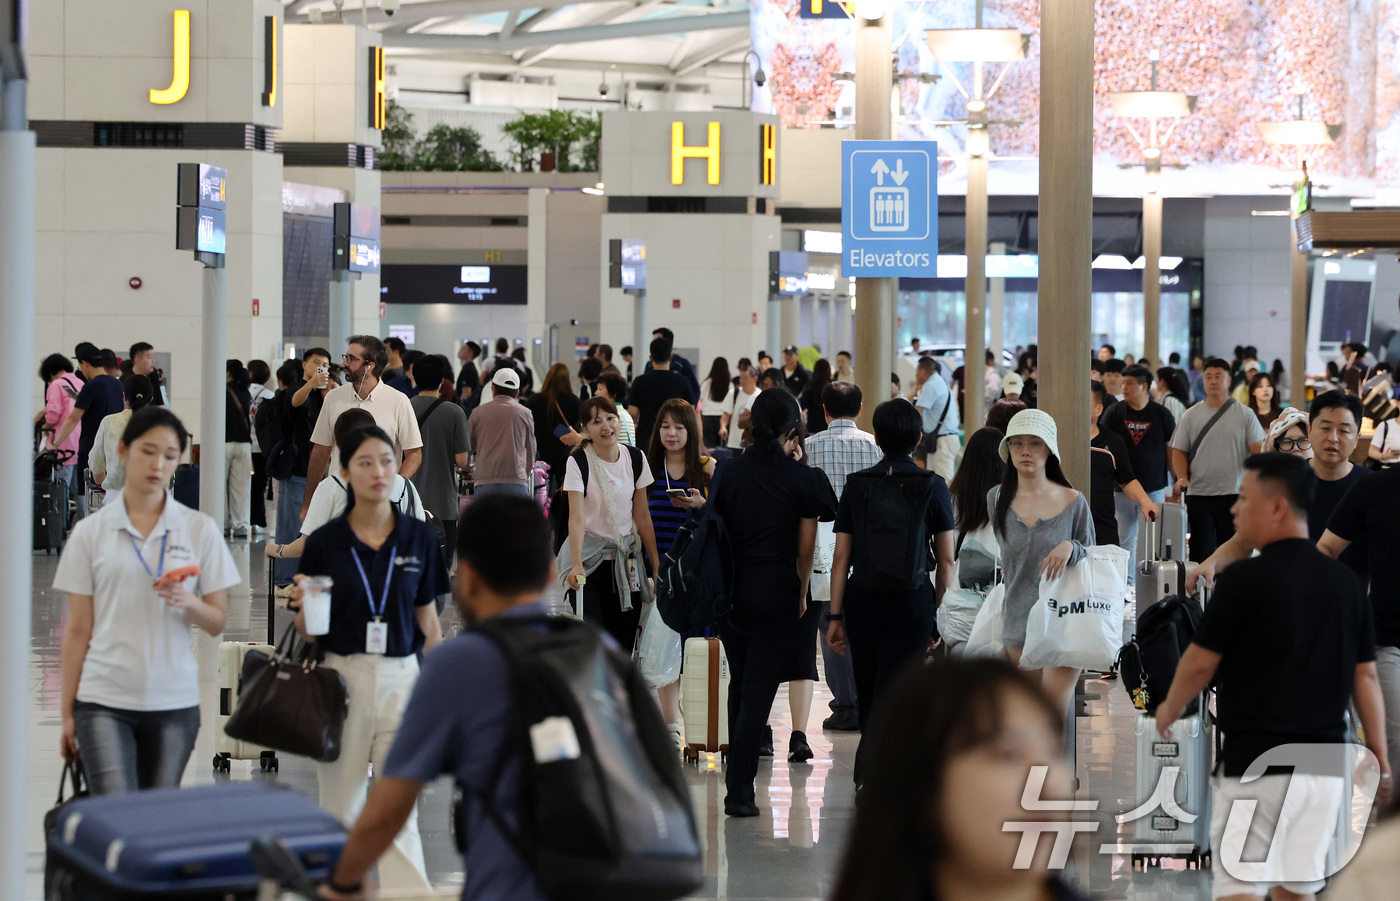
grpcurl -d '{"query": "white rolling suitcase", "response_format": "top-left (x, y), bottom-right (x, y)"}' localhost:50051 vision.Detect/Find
top-left (213, 561), bottom-right (280, 774)
top-left (681, 637), bottom-right (730, 764)
top-left (1135, 515), bottom-right (1190, 611)
top-left (1128, 704), bottom-right (1212, 870)
top-left (1138, 500), bottom-right (1188, 564)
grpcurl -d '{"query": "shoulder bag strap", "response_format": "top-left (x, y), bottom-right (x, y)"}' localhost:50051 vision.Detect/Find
top-left (227, 386), bottom-right (247, 421)
top-left (1187, 399), bottom-right (1235, 463)
top-left (416, 397), bottom-right (448, 428)
top-left (935, 392), bottom-right (952, 433)
top-left (570, 448), bottom-right (590, 492)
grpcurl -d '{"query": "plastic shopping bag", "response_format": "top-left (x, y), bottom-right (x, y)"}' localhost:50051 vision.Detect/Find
top-left (963, 582), bottom-right (1006, 658)
top-left (810, 521), bottom-right (836, 602)
top-left (937, 588), bottom-right (985, 646)
top-left (1020, 545), bottom-right (1128, 671)
top-left (636, 602), bottom-right (683, 689)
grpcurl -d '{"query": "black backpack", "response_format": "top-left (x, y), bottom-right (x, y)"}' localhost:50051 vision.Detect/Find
top-left (460, 615), bottom-right (703, 901)
top-left (655, 461), bottom-right (733, 633)
top-left (845, 463), bottom-right (938, 592)
top-left (253, 390), bottom-right (285, 454)
top-left (1116, 594), bottom-right (1207, 716)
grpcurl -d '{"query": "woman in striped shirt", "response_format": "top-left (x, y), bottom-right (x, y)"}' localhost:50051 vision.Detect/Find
top-left (645, 398), bottom-right (715, 743)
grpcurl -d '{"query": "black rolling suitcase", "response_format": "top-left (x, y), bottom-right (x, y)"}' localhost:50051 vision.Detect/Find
top-left (173, 462), bottom-right (200, 509)
top-left (46, 781), bottom-right (346, 900)
top-left (34, 450), bottom-right (69, 554)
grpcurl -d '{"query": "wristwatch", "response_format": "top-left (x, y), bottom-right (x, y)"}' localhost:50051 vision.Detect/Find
top-left (275, 544), bottom-right (285, 558)
top-left (827, 612), bottom-right (843, 622)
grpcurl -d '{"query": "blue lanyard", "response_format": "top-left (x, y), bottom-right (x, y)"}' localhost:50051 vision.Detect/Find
top-left (351, 545), bottom-right (397, 621)
top-left (128, 533), bottom-right (168, 581)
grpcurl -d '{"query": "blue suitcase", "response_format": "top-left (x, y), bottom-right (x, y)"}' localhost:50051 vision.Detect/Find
top-left (46, 781), bottom-right (346, 900)
top-left (173, 462), bottom-right (200, 509)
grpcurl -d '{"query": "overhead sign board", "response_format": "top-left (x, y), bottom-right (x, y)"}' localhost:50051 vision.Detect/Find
top-left (380, 264), bottom-right (527, 305)
top-left (770, 250), bottom-right (811, 296)
top-left (176, 206), bottom-right (226, 254)
top-left (175, 162), bottom-right (227, 254)
top-left (608, 239), bottom-right (647, 290)
top-left (799, 0), bottom-right (850, 18)
top-left (177, 163), bottom-right (227, 210)
top-left (333, 202), bottom-right (381, 274)
top-left (841, 141), bottom-right (938, 277)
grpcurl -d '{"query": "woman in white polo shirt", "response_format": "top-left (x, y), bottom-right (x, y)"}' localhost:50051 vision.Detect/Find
top-left (56, 407), bottom-right (240, 795)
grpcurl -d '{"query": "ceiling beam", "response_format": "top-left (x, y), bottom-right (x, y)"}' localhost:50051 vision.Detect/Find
top-left (391, 50), bottom-right (742, 78)
top-left (516, 7), bottom-right (558, 32)
top-left (672, 32), bottom-right (749, 77)
top-left (498, 8), bottom-right (521, 40)
top-left (516, 0), bottom-right (666, 68)
top-left (667, 32), bottom-right (696, 69)
top-left (291, 0), bottom-right (624, 28)
top-left (384, 10), bottom-right (749, 51)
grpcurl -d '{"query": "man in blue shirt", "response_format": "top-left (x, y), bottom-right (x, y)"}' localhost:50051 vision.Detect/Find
top-left (318, 495), bottom-right (554, 901)
top-left (907, 356), bottom-right (959, 482)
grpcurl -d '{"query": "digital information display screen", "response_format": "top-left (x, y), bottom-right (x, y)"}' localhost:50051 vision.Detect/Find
top-left (176, 205), bottom-right (226, 254)
top-left (380, 264), bottom-right (527, 305)
top-left (1320, 279), bottom-right (1372, 344)
top-left (177, 163), bottom-right (227, 211)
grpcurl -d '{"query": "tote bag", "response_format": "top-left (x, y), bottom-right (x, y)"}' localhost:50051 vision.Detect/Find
top-left (1020, 545), bottom-right (1128, 671)
top-left (963, 582), bottom-right (1006, 658)
top-left (224, 624), bottom-right (348, 762)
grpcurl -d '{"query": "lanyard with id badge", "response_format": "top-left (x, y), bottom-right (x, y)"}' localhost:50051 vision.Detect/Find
top-left (352, 546), bottom-right (397, 655)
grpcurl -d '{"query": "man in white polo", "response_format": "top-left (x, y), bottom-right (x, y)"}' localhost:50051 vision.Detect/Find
top-left (300, 334), bottom-right (423, 521)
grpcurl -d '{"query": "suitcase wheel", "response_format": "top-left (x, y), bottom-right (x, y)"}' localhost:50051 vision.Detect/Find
top-left (213, 753), bottom-right (231, 774)
top-left (259, 752), bottom-right (279, 773)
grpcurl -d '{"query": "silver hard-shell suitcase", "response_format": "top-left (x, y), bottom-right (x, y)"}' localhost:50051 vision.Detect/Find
top-left (1135, 514), bottom-right (1189, 610)
top-left (1137, 499), bottom-right (1187, 564)
top-left (1129, 707), bottom-right (1212, 869)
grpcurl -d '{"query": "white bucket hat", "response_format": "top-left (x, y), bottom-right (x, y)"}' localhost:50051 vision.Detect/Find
top-left (998, 408), bottom-right (1061, 462)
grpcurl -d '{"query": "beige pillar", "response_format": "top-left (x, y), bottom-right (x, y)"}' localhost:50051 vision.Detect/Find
top-left (965, 155), bottom-right (989, 432)
top-left (1037, 0), bottom-right (1094, 492)
top-left (1143, 191), bottom-right (1162, 365)
top-left (989, 240), bottom-right (1006, 366)
top-left (1290, 207), bottom-right (1308, 408)
top-left (781, 296), bottom-right (800, 352)
top-left (853, 11), bottom-right (894, 429)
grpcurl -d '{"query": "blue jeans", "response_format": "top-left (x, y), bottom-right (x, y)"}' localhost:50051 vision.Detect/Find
top-left (814, 601), bottom-right (857, 713)
top-left (274, 476), bottom-right (307, 584)
top-left (72, 702), bottom-right (200, 795)
top-left (1114, 487), bottom-right (1166, 578)
top-left (473, 482), bottom-right (530, 498)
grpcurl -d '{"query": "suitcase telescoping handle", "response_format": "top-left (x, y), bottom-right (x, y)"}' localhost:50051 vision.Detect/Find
top-left (1141, 511), bottom-right (1159, 573)
top-left (249, 835), bottom-right (318, 899)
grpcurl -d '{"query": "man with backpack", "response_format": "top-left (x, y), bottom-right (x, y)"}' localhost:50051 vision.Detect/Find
top-left (826, 398), bottom-right (955, 784)
top-left (409, 355), bottom-right (470, 558)
top-left (317, 496), bottom-right (700, 901)
top-left (1154, 453), bottom-right (1389, 899)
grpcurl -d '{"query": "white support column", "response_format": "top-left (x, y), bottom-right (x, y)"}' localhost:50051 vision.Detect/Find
top-left (780, 296), bottom-right (799, 351)
top-left (964, 154), bottom-right (989, 432)
top-left (1143, 191), bottom-right (1163, 364)
top-left (329, 270), bottom-right (353, 357)
top-left (200, 260), bottom-right (229, 528)
top-left (853, 9), bottom-right (894, 429)
top-left (633, 289), bottom-right (648, 373)
top-left (0, 122), bottom-right (36, 901)
top-left (528, 188), bottom-right (549, 347)
top-left (989, 240), bottom-right (1006, 366)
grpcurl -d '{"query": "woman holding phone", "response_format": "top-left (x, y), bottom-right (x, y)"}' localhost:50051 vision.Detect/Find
top-left (562, 396), bottom-right (662, 650)
top-left (293, 423), bottom-right (446, 891)
top-left (55, 407), bottom-right (240, 795)
top-left (644, 398), bottom-right (715, 741)
top-left (526, 362), bottom-right (583, 488)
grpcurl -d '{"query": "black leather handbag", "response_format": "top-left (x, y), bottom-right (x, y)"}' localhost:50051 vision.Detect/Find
top-left (224, 624), bottom-right (348, 763)
top-left (44, 757), bottom-right (89, 896)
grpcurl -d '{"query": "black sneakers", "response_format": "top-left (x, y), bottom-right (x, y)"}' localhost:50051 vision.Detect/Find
top-left (758, 725), bottom-right (774, 757)
top-left (822, 710), bottom-right (860, 732)
top-left (788, 731), bottom-right (814, 763)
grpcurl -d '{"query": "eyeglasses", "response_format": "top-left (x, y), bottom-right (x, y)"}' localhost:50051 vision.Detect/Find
top-left (342, 353), bottom-right (362, 364)
top-left (1275, 437), bottom-right (1311, 452)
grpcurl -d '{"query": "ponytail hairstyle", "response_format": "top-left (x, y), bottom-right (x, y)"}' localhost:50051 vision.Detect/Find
top-left (120, 406), bottom-right (189, 451)
top-left (124, 374), bottom-right (153, 413)
top-left (337, 423), bottom-right (396, 510)
top-left (749, 388), bottom-right (804, 456)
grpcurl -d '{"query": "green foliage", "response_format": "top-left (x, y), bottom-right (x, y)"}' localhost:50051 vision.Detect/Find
top-left (501, 109), bottom-right (602, 172)
top-left (377, 98), bottom-right (419, 171)
top-left (414, 123), bottom-right (504, 172)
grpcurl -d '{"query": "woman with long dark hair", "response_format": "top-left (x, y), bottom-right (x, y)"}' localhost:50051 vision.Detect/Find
top-left (989, 410), bottom-right (1094, 707)
top-left (525, 362), bottom-right (582, 487)
top-left (1154, 366), bottom-right (1189, 423)
top-left (644, 398), bottom-right (715, 743)
top-left (699, 357), bottom-right (733, 449)
top-left (562, 396), bottom-right (661, 650)
top-left (56, 408), bottom-right (239, 795)
top-left (293, 423), bottom-right (445, 891)
top-left (88, 375), bottom-right (154, 506)
top-left (1248, 371), bottom-right (1284, 431)
top-left (711, 389), bottom-right (835, 816)
top-left (942, 427), bottom-right (1007, 655)
top-left (800, 358), bottom-right (835, 436)
top-left (830, 658), bottom-right (1087, 901)
top-left (949, 427), bottom-right (1006, 544)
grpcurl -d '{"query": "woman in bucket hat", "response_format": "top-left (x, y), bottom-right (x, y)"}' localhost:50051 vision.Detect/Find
top-left (987, 409), bottom-right (1095, 708)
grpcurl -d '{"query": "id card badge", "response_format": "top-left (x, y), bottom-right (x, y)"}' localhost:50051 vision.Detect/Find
top-left (365, 621), bottom-right (389, 655)
top-left (625, 557), bottom-right (642, 593)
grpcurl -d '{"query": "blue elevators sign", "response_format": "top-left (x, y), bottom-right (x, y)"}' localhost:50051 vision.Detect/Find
top-left (841, 141), bottom-right (939, 277)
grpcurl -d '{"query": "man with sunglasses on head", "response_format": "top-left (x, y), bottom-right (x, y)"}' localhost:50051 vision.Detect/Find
top-left (301, 335), bottom-right (424, 522)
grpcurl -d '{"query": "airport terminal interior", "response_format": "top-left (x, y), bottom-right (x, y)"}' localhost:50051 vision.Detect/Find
top-left (10, 0), bottom-right (1400, 899)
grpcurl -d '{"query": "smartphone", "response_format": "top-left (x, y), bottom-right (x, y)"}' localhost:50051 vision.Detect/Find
top-left (666, 488), bottom-right (687, 498)
top-left (553, 423), bottom-right (572, 439)
top-left (318, 364), bottom-right (329, 375)
top-left (153, 565), bottom-right (201, 589)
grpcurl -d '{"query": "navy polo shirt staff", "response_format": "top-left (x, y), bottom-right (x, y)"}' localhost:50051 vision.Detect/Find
top-left (291, 423), bottom-right (445, 892)
top-left (300, 512), bottom-right (445, 657)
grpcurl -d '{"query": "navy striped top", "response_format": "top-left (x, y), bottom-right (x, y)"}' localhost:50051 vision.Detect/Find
top-left (648, 467), bottom-right (694, 557)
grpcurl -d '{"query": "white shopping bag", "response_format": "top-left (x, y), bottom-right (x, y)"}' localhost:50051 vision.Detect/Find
top-left (1020, 545), bottom-right (1128, 671)
top-left (810, 520), bottom-right (836, 602)
top-left (635, 602), bottom-right (683, 689)
top-left (963, 582), bottom-right (1006, 658)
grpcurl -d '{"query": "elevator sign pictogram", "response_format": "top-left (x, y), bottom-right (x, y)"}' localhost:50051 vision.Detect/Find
top-left (841, 141), bottom-right (938, 277)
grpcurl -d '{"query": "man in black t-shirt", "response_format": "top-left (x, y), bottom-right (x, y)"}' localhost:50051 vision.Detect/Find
top-left (52, 347), bottom-right (125, 519)
top-left (1102, 366), bottom-right (1175, 569)
top-left (1089, 382), bottom-right (1158, 547)
top-left (627, 335), bottom-right (692, 446)
top-left (1158, 454), bottom-right (1388, 898)
top-left (455, 340), bottom-right (481, 406)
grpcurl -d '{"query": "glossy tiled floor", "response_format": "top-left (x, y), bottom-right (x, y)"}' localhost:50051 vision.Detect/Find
top-left (25, 526), bottom-right (1224, 900)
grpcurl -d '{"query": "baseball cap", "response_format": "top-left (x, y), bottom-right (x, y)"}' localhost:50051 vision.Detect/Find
top-left (998, 409), bottom-right (1061, 463)
top-left (783, 345), bottom-right (799, 355)
top-left (1002, 372), bottom-right (1025, 396)
top-left (492, 367), bottom-right (520, 390)
top-left (77, 347), bottom-right (105, 367)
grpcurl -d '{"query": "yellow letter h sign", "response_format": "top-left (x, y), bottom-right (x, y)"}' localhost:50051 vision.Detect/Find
top-left (671, 121), bottom-right (721, 186)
